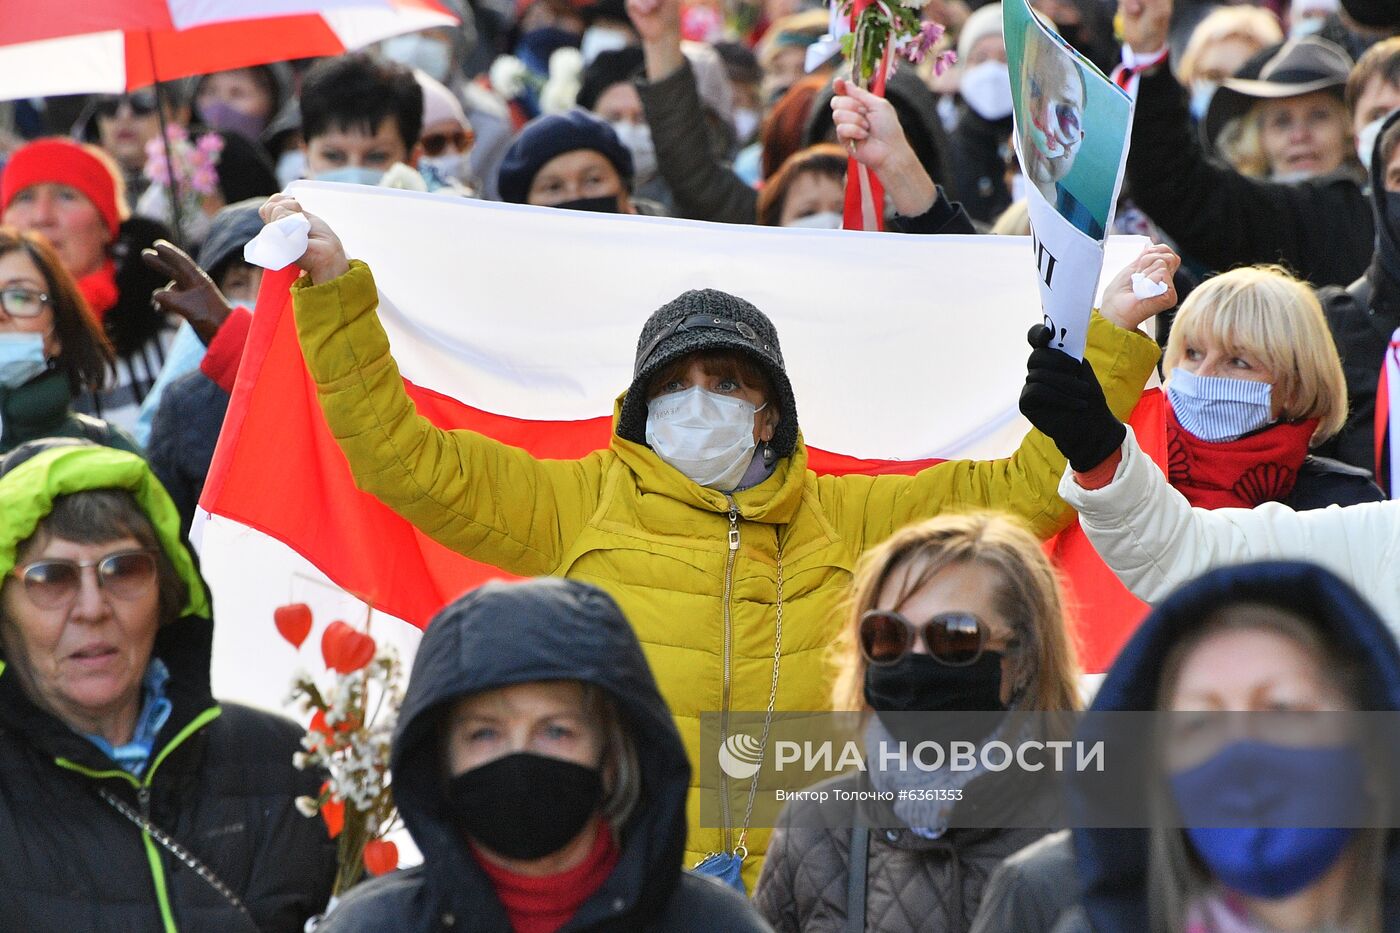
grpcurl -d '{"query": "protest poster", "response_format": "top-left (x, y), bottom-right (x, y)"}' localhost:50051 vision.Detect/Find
top-left (1004, 0), bottom-right (1134, 359)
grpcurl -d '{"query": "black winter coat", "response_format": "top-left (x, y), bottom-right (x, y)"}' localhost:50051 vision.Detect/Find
top-left (149, 369), bottom-right (230, 533)
top-left (1125, 68), bottom-right (1372, 288)
top-left (947, 105), bottom-right (1013, 227)
top-left (318, 578), bottom-right (772, 933)
top-left (0, 614), bottom-right (336, 933)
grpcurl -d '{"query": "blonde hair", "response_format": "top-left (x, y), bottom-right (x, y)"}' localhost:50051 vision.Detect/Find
top-left (1177, 7), bottom-right (1283, 85)
top-left (990, 199), bottom-right (1032, 236)
top-left (1163, 265), bottom-right (1348, 444)
top-left (831, 513), bottom-right (1081, 715)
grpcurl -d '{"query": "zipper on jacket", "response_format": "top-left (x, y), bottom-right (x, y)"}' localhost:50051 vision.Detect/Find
top-left (55, 705), bottom-right (223, 933)
top-left (719, 495), bottom-right (740, 851)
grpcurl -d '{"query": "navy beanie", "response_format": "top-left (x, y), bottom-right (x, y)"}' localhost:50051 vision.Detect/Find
top-left (496, 110), bottom-right (634, 205)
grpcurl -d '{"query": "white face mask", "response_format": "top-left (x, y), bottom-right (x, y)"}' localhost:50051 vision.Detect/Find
top-left (645, 386), bottom-right (765, 490)
top-left (382, 34), bottom-right (453, 84)
top-left (276, 149), bottom-right (307, 188)
top-left (610, 121), bottom-right (657, 183)
top-left (419, 152), bottom-right (466, 188)
top-left (1289, 15), bottom-right (1327, 39)
top-left (315, 166), bottom-right (386, 186)
top-left (1189, 80), bottom-right (1218, 122)
top-left (733, 107), bottom-right (761, 143)
top-left (581, 27), bottom-right (630, 65)
top-left (960, 61), bottom-right (1013, 122)
top-left (1357, 112), bottom-right (1396, 171)
top-left (784, 211), bottom-right (843, 229)
top-left (0, 332), bottom-right (48, 390)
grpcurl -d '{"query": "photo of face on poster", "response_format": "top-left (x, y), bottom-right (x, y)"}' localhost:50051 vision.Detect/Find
top-left (1020, 31), bottom-right (1100, 238)
top-left (1005, 0), bottom-right (1131, 244)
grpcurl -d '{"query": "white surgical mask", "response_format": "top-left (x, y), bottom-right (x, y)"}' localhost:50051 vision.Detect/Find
top-left (581, 27), bottom-right (630, 65)
top-left (1189, 80), bottom-right (1218, 122)
top-left (276, 149), bottom-right (307, 188)
top-left (419, 152), bottom-right (466, 189)
top-left (733, 107), bottom-right (761, 143)
top-left (610, 121), bottom-right (657, 183)
top-left (315, 166), bottom-right (386, 186)
top-left (784, 211), bottom-right (843, 229)
top-left (1167, 369), bottom-right (1275, 442)
top-left (1289, 16), bottom-right (1327, 39)
top-left (382, 34), bottom-right (453, 84)
top-left (960, 61), bottom-right (1013, 122)
top-left (0, 332), bottom-right (47, 390)
top-left (1357, 112), bottom-right (1395, 171)
top-left (645, 386), bottom-right (765, 490)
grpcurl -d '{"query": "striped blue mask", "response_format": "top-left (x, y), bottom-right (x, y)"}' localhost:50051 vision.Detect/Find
top-left (1167, 369), bottom-right (1274, 443)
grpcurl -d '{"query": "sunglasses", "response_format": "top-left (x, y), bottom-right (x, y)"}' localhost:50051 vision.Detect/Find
top-left (420, 128), bottom-right (473, 157)
top-left (859, 609), bottom-right (989, 666)
top-left (12, 550), bottom-right (159, 610)
top-left (0, 287), bottom-right (48, 319)
top-left (94, 92), bottom-right (159, 119)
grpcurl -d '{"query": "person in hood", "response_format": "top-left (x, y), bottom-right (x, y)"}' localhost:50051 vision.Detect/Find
top-left (318, 577), bottom-right (771, 932)
top-left (1116, 0), bottom-right (1400, 288)
top-left (970, 560), bottom-right (1400, 932)
top-left (1318, 77), bottom-right (1400, 477)
top-left (0, 228), bottom-right (137, 456)
top-left (754, 513), bottom-right (1081, 932)
top-left (256, 188), bottom-right (1162, 888)
top-left (0, 438), bottom-right (336, 930)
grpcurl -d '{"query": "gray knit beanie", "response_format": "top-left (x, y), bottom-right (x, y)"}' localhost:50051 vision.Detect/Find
top-left (616, 289), bottom-right (798, 458)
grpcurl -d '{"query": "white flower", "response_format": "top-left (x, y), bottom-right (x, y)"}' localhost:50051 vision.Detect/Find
top-left (490, 56), bottom-right (528, 99)
top-left (293, 752), bottom-right (309, 770)
top-left (295, 796), bottom-right (319, 818)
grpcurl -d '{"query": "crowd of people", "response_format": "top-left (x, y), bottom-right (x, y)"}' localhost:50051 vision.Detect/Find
top-left (3, 0), bottom-right (1400, 928)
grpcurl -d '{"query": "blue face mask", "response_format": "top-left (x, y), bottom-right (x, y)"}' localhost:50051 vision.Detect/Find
top-left (1170, 740), bottom-right (1367, 899)
top-left (1167, 368), bottom-right (1274, 442)
top-left (1189, 80), bottom-right (1217, 122)
top-left (0, 332), bottom-right (47, 389)
top-left (314, 166), bottom-right (384, 187)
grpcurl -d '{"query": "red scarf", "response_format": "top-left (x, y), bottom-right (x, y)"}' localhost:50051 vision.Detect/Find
top-left (473, 820), bottom-right (620, 933)
top-left (75, 259), bottom-right (118, 323)
top-left (1166, 405), bottom-right (1317, 508)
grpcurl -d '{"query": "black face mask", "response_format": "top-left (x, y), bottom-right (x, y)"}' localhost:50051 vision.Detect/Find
top-left (864, 652), bottom-right (1008, 746)
top-left (447, 752), bottom-right (603, 861)
top-left (552, 195), bottom-right (623, 214)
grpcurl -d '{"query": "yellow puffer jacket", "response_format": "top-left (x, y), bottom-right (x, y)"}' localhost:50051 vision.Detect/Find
top-left (292, 262), bottom-right (1160, 889)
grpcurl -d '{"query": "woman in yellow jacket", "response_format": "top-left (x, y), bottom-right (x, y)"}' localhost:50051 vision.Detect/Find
top-left (262, 191), bottom-right (1167, 890)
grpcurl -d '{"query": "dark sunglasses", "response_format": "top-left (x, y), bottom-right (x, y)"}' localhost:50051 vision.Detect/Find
top-left (94, 92), bottom-right (159, 119)
top-left (13, 550), bottom-right (158, 610)
top-left (859, 609), bottom-right (989, 666)
top-left (420, 128), bottom-right (473, 157)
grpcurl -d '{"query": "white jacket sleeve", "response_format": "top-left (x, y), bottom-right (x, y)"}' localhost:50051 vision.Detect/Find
top-left (1058, 429), bottom-right (1400, 615)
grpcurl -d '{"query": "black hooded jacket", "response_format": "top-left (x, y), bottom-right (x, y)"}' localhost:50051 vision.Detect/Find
top-left (1317, 109), bottom-right (1400, 477)
top-left (318, 578), bottom-right (772, 933)
top-left (1068, 562), bottom-right (1400, 932)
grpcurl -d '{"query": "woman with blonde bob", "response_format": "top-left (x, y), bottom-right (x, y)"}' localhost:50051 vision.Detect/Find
top-left (754, 512), bottom-right (1081, 932)
top-left (1161, 264), bottom-right (1382, 510)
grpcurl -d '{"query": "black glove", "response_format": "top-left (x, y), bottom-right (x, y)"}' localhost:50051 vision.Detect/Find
top-left (1019, 324), bottom-right (1126, 472)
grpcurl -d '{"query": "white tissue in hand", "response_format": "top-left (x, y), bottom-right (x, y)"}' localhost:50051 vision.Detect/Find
top-left (1131, 272), bottom-right (1169, 300)
top-left (243, 213), bottom-right (311, 271)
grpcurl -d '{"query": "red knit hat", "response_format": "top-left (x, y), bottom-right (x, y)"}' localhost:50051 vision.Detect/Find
top-left (1, 138), bottom-right (122, 238)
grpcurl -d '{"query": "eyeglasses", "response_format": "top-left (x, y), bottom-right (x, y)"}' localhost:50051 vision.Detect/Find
top-left (0, 287), bottom-right (49, 319)
top-left (12, 550), bottom-right (159, 610)
top-left (94, 92), bottom-right (159, 119)
top-left (859, 610), bottom-right (989, 666)
top-left (420, 128), bottom-right (473, 157)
